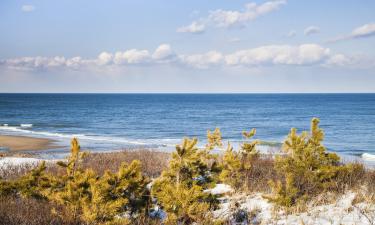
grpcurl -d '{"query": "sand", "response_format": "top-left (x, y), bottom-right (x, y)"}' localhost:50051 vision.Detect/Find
top-left (0, 135), bottom-right (57, 151)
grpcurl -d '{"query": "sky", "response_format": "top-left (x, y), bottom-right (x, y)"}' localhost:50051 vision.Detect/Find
top-left (0, 0), bottom-right (375, 93)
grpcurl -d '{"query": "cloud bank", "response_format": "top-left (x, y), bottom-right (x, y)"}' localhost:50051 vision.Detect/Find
top-left (1, 43), bottom-right (372, 71)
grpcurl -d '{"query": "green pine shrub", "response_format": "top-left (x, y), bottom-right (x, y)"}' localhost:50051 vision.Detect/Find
top-left (44, 138), bottom-right (150, 224)
top-left (0, 161), bottom-right (49, 199)
top-left (220, 129), bottom-right (259, 191)
top-left (151, 137), bottom-right (221, 224)
top-left (265, 118), bottom-right (361, 208)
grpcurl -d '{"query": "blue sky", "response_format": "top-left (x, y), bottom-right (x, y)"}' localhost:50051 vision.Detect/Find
top-left (0, 0), bottom-right (375, 93)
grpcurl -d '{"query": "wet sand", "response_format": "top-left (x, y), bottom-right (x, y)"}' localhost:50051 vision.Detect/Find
top-left (0, 135), bottom-right (57, 151)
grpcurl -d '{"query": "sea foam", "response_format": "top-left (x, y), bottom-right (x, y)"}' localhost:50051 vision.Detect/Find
top-left (362, 153), bottom-right (375, 161)
top-left (0, 125), bottom-right (148, 146)
top-left (20, 124), bottom-right (33, 128)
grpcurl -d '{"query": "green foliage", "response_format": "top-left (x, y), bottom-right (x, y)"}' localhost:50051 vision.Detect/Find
top-left (1, 121), bottom-right (369, 223)
top-left (44, 138), bottom-right (150, 223)
top-left (220, 129), bottom-right (259, 190)
top-left (0, 161), bottom-right (49, 199)
top-left (265, 118), bottom-right (346, 207)
top-left (0, 138), bottom-right (150, 224)
top-left (152, 137), bottom-right (221, 224)
top-left (206, 128), bottom-right (223, 150)
top-left (16, 161), bottom-right (50, 199)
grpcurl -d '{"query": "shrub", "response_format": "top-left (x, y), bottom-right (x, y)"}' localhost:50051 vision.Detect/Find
top-left (265, 118), bottom-right (358, 207)
top-left (0, 161), bottom-right (49, 199)
top-left (151, 137), bottom-right (221, 224)
top-left (44, 138), bottom-right (150, 224)
top-left (0, 138), bottom-right (150, 224)
top-left (220, 129), bottom-right (259, 191)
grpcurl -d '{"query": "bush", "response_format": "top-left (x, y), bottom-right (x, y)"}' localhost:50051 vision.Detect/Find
top-left (265, 118), bottom-right (361, 208)
top-left (220, 129), bottom-right (259, 191)
top-left (151, 138), bottom-right (221, 224)
top-left (1, 138), bottom-right (150, 224)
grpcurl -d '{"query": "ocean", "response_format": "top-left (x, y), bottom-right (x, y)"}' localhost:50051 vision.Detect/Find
top-left (0, 94), bottom-right (375, 160)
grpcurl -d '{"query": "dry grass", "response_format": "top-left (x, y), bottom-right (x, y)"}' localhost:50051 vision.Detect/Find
top-left (0, 149), bottom-right (170, 181)
top-left (243, 154), bottom-right (277, 193)
top-left (81, 149), bottom-right (170, 178)
top-left (0, 196), bottom-right (80, 225)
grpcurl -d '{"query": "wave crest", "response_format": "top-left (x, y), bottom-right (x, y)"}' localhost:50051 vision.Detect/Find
top-left (362, 153), bottom-right (375, 161)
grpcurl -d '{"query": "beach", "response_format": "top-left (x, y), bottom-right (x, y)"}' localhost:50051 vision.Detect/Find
top-left (0, 135), bottom-right (57, 152)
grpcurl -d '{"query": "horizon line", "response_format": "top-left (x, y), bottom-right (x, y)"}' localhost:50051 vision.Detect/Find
top-left (1, 92), bottom-right (375, 94)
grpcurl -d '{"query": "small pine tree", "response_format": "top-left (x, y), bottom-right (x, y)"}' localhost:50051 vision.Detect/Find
top-left (45, 138), bottom-right (149, 223)
top-left (206, 128), bottom-right (223, 150)
top-left (55, 137), bottom-right (87, 177)
top-left (0, 161), bottom-right (49, 199)
top-left (81, 160), bottom-right (149, 223)
top-left (152, 137), bottom-right (220, 224)
top-left (265, 118), bottom-right (343, 207)
top-left (220, 129), bottom-right (259, 190)
top-left (16, 161), bottom-right (50, 199)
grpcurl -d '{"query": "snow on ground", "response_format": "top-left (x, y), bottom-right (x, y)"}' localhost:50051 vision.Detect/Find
top-left (205, 183), bottom-right (234, 195)
top-left (276, 192), bottom-right (374, 225)
top-left (0, 157), bottom-right (43, 168)
top-left (213, 184), bottom-right (375, 225)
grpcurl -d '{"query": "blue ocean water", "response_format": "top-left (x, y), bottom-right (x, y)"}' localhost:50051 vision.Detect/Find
top-left (0, 94), bottom-right (375, 158)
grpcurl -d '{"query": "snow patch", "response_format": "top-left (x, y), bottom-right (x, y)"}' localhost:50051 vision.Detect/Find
top-left (205, 183), bottom-right (233, 195)
top-left (214, 191), bottom-right (375, 225)
top-left (0, 157), bottom-right (43, 169)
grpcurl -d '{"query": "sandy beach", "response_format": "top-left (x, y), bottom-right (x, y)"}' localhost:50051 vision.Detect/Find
top-left (0, 135), bottom-right (57, 151)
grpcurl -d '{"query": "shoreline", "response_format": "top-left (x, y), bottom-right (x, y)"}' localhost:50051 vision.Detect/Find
top-left (0, 133), bottom-right (374, 167)
top-left (0, 135), bottom-right (58, 152)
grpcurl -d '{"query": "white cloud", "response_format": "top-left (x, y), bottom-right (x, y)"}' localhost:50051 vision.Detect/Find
top-left (225, 44), bottom-right (330, 66)
top-left (209, 0), bottom-right (286, 28)
top-left (351, 23), bottom-right (375, 38)
top-left (21, 5), bottom-right (35, 12)
top-left (304, 26), bottom-right (320, 36)
top-left (1, 56), bottom-right (94, 71)
top-left (177, 0), bottom-right (286, 33)
top-left (327, 23), bottom-right (375, 43)
top-left (324, 54), bottom-right (375, 69)
top-left (97, 52), bottom-right (113, 66)
top-left (113, 49), bottom-right (150, 65)
top-left (152, 44), bottom-right (176, 61)
top-left (179, 51), bottom-right (224, 69)
top-left (1, 43), bottom-right (372, 71)
top-left (177, 21), bottom-right (205, 34)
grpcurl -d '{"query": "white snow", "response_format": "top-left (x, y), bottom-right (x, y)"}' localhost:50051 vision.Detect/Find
top-left (0, 157), bottom-right (43, 168)
top-left (205, 183), bottom-right (234, 195)
top-left (214, 185), bottom-right (375, 225)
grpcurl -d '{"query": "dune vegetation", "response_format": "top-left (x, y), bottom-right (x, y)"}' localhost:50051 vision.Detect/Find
top-left (0, 118), bottom-right (374, 225)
